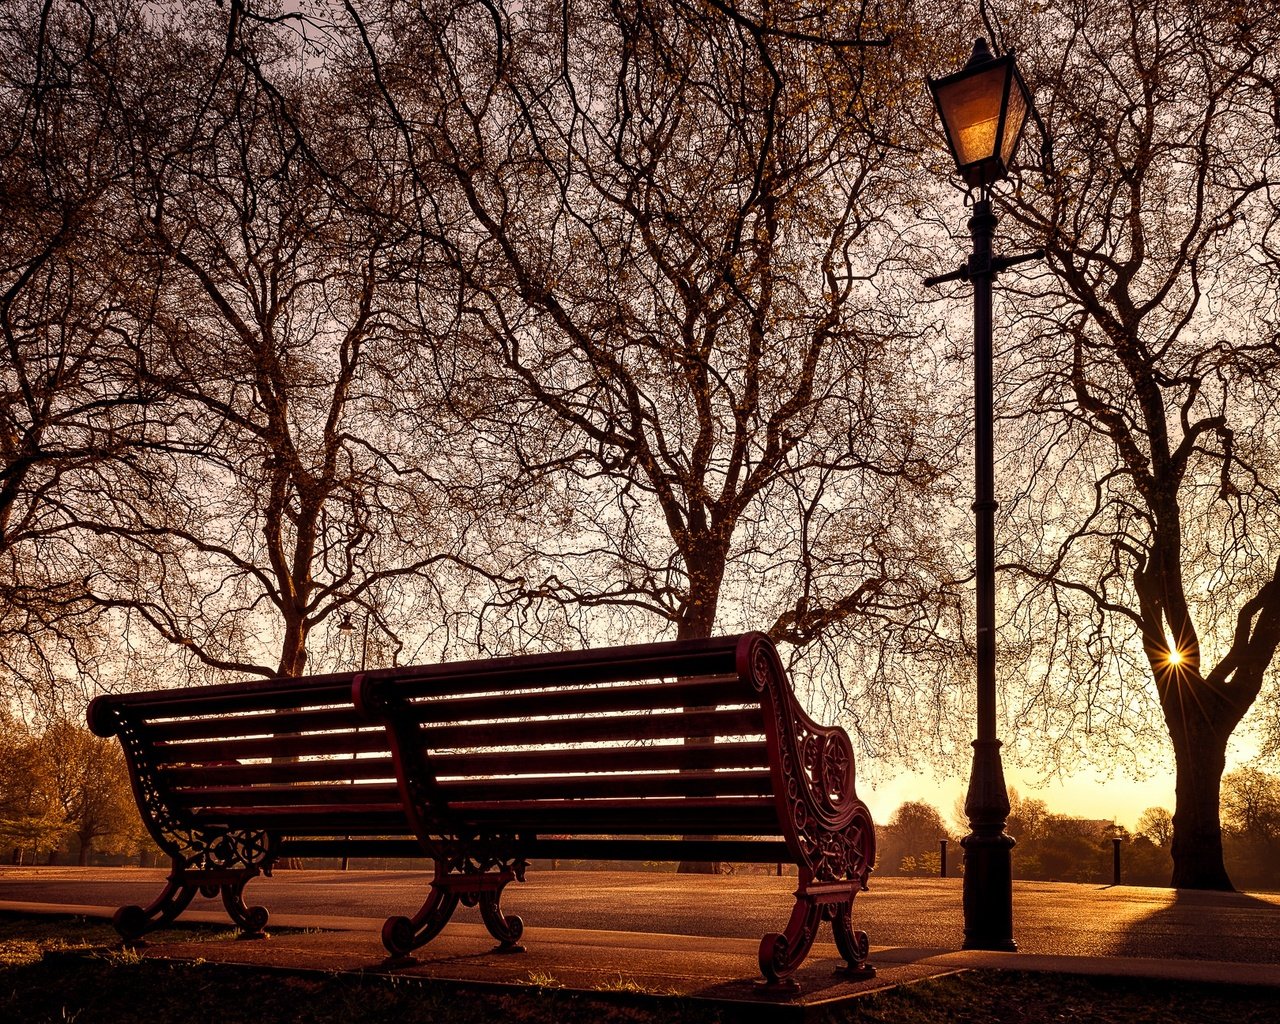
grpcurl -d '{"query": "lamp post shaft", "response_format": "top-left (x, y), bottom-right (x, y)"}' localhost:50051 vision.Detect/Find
top-left (961, 197), bottom-right (1017, 952)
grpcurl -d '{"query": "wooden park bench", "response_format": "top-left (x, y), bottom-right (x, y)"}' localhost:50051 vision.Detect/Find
top-left (88, 631), bottom-right (876, 987)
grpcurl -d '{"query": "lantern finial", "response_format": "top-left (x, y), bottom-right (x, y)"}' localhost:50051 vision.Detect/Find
top-left (966, 37), bottom-right (995, 68)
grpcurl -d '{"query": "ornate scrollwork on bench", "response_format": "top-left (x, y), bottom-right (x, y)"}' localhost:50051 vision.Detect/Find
top-left (88, 698), bottom-right (277, 941)
top-left (741, 634), bottom-right (876, 987)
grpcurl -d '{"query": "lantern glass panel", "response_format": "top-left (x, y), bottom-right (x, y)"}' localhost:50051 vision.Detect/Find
top-left (999, 76), bottom-right (1030, 166)
top-left (935, 63), bottom-right (1008, 168)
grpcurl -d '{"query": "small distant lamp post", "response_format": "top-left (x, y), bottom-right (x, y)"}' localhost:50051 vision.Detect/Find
top-left (925, 38), bottom-right (1046, 952)
top-left (338, 611), bottom-right (369, 672)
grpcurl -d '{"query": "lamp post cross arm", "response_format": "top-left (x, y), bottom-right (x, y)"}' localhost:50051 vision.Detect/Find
top-left (923, 247), bottom-right (1045, 290)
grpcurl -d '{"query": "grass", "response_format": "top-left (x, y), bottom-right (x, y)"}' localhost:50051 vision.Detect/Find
top-left (2, 913), bottom-right (1277, 1023)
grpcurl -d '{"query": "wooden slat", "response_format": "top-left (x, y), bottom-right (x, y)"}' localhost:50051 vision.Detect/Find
top-left (418, 707), bottom-right (764, 750)
top-left (526, 837), bottom-right (789, 863)
top-left (151, 708), bottom-right (760, 765)
top-left (431, 741), bottom-right (770, 778)
top-left (365, 634), bottom-right (745, 699)
top-left (438, 769), bottom-right (773, 802)
top-left (406, 676), bottom-right (750, 725)
top-left (172, 784), bottom-right (401, 808)
top-left (190, 807), bottom-right (406, 830)
top-left (105, 674), bottom-right (355, 717)
top-left (449, 799), bottom-right (778, 834)
top-left (160, 757), bottom-right (396, 787)
top-left (145, 705), bottom-right (368, 743)
top-left (275, 836), bottom-right (793, 864)
top-left (150, 729), bottom-right (391, 765)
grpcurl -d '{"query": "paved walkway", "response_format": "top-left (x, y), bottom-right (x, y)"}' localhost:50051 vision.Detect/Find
top-left (4, 869), bottom-right (1279, 1015)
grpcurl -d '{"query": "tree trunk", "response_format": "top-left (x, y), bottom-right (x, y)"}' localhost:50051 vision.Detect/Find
top-left (1167, 715), bottom-right (1234, 890)
top-left (78, 838), bottom-right (92, 867)
top-left (677, 557), bottom-right (727, 874)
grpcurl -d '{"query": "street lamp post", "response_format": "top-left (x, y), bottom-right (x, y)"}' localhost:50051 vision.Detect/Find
top-left (925, 37), bottom-right (1045, 952)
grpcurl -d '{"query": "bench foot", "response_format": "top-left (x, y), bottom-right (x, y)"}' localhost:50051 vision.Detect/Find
top-left (832, 902), bottom-right (873, 978)
top-left (111, 858), bottom-right (272, 943)
top-left (479, 886), bottom-right (524, 952)
top-left (112, 875), bottom-right (197, 942)
top-left (759, 875), bottom-right (871, 986)
top-left (222, 877), bottom-right (270, 939)
top-left (382, 885), bottom-right (459, 957)
top-left (758, 893), bottom-right (823, 987)
top-left (382, 863), bottom-right (527, 957)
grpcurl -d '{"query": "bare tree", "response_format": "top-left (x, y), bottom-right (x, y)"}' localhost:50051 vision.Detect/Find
top-left (337, 0), bottom-right (959, 691)
top-left (80, 8), bottom-right (484, 680)
top-left (983, 0), bottom-right (1280, 888)
top-left (0, 1), bottom-right (186, 710)
top-left (1134, 806), bottom-right (1173, 849)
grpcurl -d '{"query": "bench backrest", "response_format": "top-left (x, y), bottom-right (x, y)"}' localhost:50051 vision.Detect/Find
top-left (354, 633), bottom-right (778, 839)
top-left (89, 632), bottom-right (869, 885)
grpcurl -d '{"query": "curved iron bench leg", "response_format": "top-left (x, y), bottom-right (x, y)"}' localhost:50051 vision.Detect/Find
top-left (112, 864), bottom-right (198, 942)
top-left (757, 887), bottom-right (824, 990)
top-left (758, 872), bottom-right (874, 989)
top-left (382, 877), bottom-right (460, 957)
top-left (832, 901), bottom-right (875, 979)
top-left (478, 877), bottom-right (525, 953)
top-left (221, 875), bottom-right (270, 939)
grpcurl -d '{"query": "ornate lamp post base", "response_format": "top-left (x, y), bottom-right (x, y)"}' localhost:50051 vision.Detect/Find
top-left (961, 739), bottom-right (1017, 951)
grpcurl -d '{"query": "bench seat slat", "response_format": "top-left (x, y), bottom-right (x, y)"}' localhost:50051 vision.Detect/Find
top-left (152, 730), bottom-right (391, 764)
top-left (448, 801), bottom-right (779, 834)
top-left (160, 757), bottom-right (396, 786)
top-left (191, 807), bottom-right (406, 829)
top-left (172, 784), bottom-right (401, 808)
top-left (102, 674), bottom-right (355, 717)
top-left (407, 676), bottom-right (749, 724)
top-left (415, 707), bottom-right (764, 750)
top-left (147, 705), bottom-right (367, 743)
top-left (191, 798), bottom-right (777, 834)
top-left (156, 741), bottom-right (770, 787)
top-left (364, 637), bottom-right (742, 699)
top-left (438, 768), bottom-right (774, 801)
top-left (152, 708), bottom-right (762, 764)
top-left (431, 741), bottom-right (771, 777)
top-left (173, 771), bottom-right (772, 809)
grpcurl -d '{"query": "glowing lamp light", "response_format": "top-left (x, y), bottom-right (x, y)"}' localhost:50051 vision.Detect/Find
top-left (928, 38), bottom-right (1033, 189)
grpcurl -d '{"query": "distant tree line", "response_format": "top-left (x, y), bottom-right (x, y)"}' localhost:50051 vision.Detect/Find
top-left (0, 710), bottom-right (145, 865)
top-left (878, 772), bottom-right (1280, 891)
